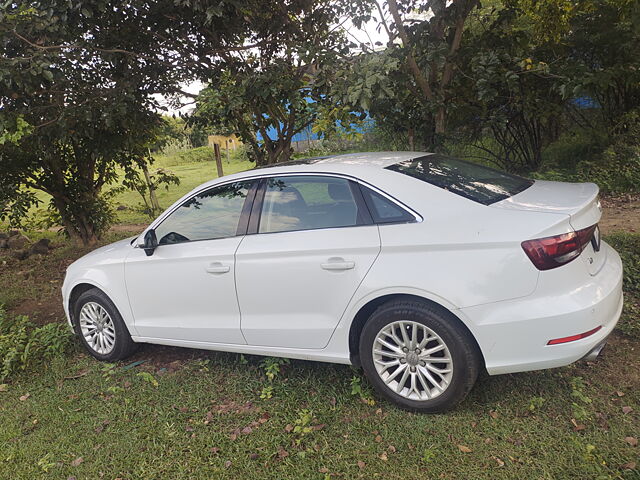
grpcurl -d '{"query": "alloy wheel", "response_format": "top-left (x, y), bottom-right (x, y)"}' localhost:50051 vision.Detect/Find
top-left (372, 320), bottom-right (453, 401)
top-left (79, 301), bottom-right (117, 355)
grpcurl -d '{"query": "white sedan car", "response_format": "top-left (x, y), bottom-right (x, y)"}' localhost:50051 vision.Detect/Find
top-left (62, 152), bottom-right (623, 411)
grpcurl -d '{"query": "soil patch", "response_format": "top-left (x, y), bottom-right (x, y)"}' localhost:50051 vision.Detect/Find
top-left (599, 194), bottom-right (640, 235)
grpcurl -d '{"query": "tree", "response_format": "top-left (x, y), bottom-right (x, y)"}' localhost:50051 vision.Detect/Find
top-left (191, 0), bottom-right (371, 165)
top-left (384, 0), bottom-right (480, 143)
top-left (0, 2), bottom-right (179, 244)
top-left (328, 49), bottom-right (432, 150)
top-left (193, 70), bottom-right (321, 166)
top-left (450, 0), bottom-right (640, 172)
top-left (0, 0), bottom-right (274, 242)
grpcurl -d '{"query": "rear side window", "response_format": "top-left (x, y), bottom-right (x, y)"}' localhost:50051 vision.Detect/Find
top-left (360, 186), bottom-right (415, 224)
top-left (386, 154), bottom-right (533, 205)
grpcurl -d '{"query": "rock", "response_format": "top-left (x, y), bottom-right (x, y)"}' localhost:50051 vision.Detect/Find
top-left (0, 239), bottom-right (8, 250)
top-left (8, 230), bottom-right (19, 237)
top-left (0, 233), bottom-right (8, 240)
top-left (29, 238), bottom-right (51, 255)
top-left (12, 249), bottom-right (30, 261)
top-left (116, 205), bottom-right (128, 211)
top-left (7, 234), bottom-right (29, 250)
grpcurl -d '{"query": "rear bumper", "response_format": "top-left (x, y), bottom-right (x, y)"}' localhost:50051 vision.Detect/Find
top-left (461, 242), bottom-right (623, 375)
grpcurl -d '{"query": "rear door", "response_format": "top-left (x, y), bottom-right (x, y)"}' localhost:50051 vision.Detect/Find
top-left (235, 175), bottom-right (380, 349)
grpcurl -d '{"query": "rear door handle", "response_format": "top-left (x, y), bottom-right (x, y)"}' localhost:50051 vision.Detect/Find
top-left (206, 262), bottom-right (230, 274)
top-left (321, 258), bottom-right (355, 271)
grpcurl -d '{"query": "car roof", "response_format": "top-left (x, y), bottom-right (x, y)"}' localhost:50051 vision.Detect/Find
top-left (197, 151), bottom-right (433, 191)
top-left (275, 151), bottom-right (428, 168)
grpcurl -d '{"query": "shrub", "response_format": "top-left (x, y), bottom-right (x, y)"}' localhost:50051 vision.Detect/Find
top-left (605, 233), bottom-right (640, 338)
top-left (176, 146), bottom-right (215, 163)
top-left (574, 144), bottom-right (640, 194)
top-left (536, 112), bottom-right (640, 194)
top-left (0, 308), bottom-right (73, 382)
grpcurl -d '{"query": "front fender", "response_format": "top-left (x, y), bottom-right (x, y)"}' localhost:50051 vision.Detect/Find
top-left (62, 268), bottom-right (138, 336)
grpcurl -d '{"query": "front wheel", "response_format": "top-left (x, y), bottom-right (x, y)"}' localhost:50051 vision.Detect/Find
top-left (359, 299), bottom-right (480, 412)
top-left (73, 288), bottom-right (138, 361)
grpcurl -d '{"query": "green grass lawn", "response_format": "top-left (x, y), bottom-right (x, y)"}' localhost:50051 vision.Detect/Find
top-left (22, 149), bottom-right (253, 227)
top-left (0, 339), bottom-right (638, 480)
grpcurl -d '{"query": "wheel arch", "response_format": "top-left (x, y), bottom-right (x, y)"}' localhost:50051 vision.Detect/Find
top-left (67, 281), bottom-right (135, 336)
top-left (347, 293), bottom-right (485, 369)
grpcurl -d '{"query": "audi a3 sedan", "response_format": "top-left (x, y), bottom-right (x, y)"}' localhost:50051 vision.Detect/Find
top-left (62, 152), bottom-right (623, 411)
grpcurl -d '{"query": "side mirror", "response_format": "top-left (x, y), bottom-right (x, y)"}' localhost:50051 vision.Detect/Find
top-left (140, 229), bottom-right (158, 257)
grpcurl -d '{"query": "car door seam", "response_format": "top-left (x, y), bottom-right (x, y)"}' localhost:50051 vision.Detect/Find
top-left (322, 225), bottom-right (383, 349)
top-left (233, 234), bottom-right (250, 344)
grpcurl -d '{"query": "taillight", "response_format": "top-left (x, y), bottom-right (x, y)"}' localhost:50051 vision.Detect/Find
top-left (522, 225), bottom-right (597, 271)
top-left (547, 326), bottom-right (602, 345)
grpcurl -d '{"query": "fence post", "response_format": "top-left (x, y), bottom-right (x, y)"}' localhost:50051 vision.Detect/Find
top-left (213, 143), bottom-right (224, 177)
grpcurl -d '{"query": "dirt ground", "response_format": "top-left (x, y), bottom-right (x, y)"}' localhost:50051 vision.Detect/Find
top-left (599, 194), bottom-right (640, 235)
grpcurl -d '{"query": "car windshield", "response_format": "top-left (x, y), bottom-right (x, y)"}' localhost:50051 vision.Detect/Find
top-left (386, 154), bottom-right (534, 205)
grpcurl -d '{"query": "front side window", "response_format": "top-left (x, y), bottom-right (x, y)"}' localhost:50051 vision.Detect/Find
top-left (386, 154), bottom-right (533, 205)
top-left (258, 176), bottom-right (364, 234)
top-left (155, 180), bottom-right (253, 245)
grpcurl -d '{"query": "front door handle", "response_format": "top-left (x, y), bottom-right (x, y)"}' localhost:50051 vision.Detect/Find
top-left (206, 262), bottom-right (230, 274)
top-left (321, 258), bottom-right (355, 271)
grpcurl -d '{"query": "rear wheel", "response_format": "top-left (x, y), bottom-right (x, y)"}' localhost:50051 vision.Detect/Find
top-left (73, 288), bottom-right (138, 361)
top-left (359, 299), bottom-right (479, 412)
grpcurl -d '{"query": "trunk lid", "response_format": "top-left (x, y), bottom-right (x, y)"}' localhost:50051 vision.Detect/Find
top-left (492, 180), bottom-right (605, 275)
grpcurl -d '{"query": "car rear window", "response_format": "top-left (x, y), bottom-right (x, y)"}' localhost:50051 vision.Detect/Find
top-left (386, 154), bottom-right (533, 205)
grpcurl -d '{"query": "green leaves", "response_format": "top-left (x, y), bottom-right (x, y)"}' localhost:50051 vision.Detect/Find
top-left (0, 308), bottom-right (73, 382)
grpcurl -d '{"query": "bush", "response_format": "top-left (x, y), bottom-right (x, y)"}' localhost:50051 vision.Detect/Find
top-left (0, 308), bottom-right (73, 382)
top-left (605, 233), bottom-right (640, 339)
top-left (176, 146), bottom-right (215, 163)
top-left (578, 144), bottom-right (640, 194)
top-left (536, 113), bottom-right (640, 194)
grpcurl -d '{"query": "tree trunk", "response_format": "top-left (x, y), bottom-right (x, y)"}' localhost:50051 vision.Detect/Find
top-left (141, 162), bottom-right (160, 214)
top-left (50, 194), bottom-right (99, 246)
top-left (435, 107), bottom-right (446, 135)
top-left (408, 127), bottom-right (415, 151)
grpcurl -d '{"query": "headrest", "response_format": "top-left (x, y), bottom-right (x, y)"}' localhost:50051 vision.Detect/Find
top-left (328, 182), bottom-right (352, 201)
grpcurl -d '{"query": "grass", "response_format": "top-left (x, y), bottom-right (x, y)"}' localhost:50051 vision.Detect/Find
top-left (23, 148), bottom-right (253, 227)
top-left (0, 232), bottom-right (638, 479)
top-left (0, 342), bottom-right (638, 479)
top-left (606, 233), bottom-right (640, 338)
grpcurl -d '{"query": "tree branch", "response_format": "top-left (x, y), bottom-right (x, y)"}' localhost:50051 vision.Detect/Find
top-left (387, 0), bottom-right (434, 100)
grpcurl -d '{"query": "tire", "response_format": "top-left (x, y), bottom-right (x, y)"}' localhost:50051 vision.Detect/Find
top-left (73, 288), bottom-right (138, 361)
top-left (359, 299), bottom-right (479, 413)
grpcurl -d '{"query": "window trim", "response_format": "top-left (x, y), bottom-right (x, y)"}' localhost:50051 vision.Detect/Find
top-left (357, 183), bottom-right (417, 225)
top-left (246, 173), bottom-right (418, 236)
top-left (136, 171), bottom-right (421, 247)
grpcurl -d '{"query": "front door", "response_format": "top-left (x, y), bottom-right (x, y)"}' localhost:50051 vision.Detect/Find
top-left (235, 175), bottom-right (380, 349)
top-left (125, 180), bottom-right (255, 344)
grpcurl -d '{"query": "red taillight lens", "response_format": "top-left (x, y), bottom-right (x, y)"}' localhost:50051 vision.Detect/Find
top-left (547, 326), bottom-right (602, 345)
top-left (522, 225), bottom-right (597, 271)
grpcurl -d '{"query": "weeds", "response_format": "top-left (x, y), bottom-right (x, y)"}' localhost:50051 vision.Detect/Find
top-left (259, 357), bottom-right (289, 400)
top-left (350, 374), bottom-right (376, 406)
top-left (570, 376), bottom-right (593, 421)
top-left (0, 307), bottom-right (72, 382)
